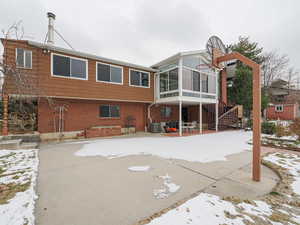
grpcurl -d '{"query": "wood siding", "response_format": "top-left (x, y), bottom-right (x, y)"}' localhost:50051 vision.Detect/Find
top-left (2, 39), bottom-right (155, 103)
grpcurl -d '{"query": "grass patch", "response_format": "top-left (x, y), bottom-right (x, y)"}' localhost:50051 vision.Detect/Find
top-left (0, 181), bottom-right (30, 204)
top-left (0, 167), bottom-right (6, 175)
top-left (270, 191), bottom-right (281, 196)
top-left (0, 152), bottom-right (16, 159)
top-left (269, 212), bottom-right (296, 224)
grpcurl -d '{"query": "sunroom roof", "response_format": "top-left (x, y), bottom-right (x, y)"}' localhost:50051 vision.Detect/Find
top-left (151, 50), bottom-right (210, 68)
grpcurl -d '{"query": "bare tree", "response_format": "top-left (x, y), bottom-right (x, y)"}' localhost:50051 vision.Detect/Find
top-left (286, 67), bottom-right (300, 89)
top-left (261, 50), bottom-right (289, 88)
top-left (0, 22), bottom-right (55, 132)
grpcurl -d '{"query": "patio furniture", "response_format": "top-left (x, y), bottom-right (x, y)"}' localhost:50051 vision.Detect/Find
top-left (182, 122), bottom-right (196, 133)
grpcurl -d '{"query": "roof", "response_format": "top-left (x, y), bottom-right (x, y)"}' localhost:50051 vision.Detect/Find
top-left (26, 40), bottom-right (157, 72)
top-left (151, 50), bottom-right (209, 68)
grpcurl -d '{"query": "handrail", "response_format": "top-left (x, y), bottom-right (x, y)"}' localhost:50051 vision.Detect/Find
top-left (218, 105), bottom-right (241, 120)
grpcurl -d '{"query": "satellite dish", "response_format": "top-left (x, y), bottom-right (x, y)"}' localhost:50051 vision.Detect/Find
top-left (206, 36), bottom-right (227, 68)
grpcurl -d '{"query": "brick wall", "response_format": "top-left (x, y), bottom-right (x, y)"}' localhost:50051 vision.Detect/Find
top-left (266, 103), bottom-right (298, 120)
top-left (38, 98), bottom-right (148, 133)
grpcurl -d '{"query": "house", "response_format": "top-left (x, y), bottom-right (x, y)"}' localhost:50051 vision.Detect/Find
top-left (1, 13), bottom-right (242, 139)
top-left (266, 79), bottom-right (300, 120)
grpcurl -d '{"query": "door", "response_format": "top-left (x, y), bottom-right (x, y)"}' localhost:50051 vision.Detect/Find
top-left (182, 107), bottom-right (188, 122)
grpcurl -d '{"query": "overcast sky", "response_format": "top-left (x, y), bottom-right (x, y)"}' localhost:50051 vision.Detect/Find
top-left (1, 0), bottom-right (299, 70)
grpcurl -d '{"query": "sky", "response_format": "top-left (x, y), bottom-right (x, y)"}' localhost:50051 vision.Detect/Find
top-left (0, 0), bottom-right (299, 70)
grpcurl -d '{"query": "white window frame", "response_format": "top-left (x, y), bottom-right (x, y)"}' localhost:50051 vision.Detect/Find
top-left (51, 52), bottom-right (88, 81)
top-left (275, 104), bottom-right (284, 112)
top-left (129, 69), bottom-right (150, 88)
top-left (99, 104), bottom-right (120, 118)
top-left (96, 62), bottom-right (123, 85)
top-left (158, 66), bottom-right (179, 94)
top-left (15, 48), bottom-right (32, 69)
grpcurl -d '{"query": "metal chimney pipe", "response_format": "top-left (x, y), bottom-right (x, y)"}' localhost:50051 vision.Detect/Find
top-left (47, 12), bottom-right (56, 45)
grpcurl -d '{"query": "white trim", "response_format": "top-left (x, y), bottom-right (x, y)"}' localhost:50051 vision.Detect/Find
top-left (179, 100), bottom-right (182, 136)
top-left (15, 48), bottom-right (32, 69)
top-left (96, 61), bottom-right (123, 85)
top-left (158, 66), bottom-right (179, 74)
top-left (182, 66), bottom-right (215, 76)
top-left (275, 104), bottom-right (284, 112)
top-left (179, 58), bottom-right (183, 97)
top-left (9, 94), bottom-right (154, 104)
top-left (199, 102), bottom-right (202, 134)
top-left (51, 52), bottom-right (88, 81)
top-left (129, 68), bottom-right (150, 88)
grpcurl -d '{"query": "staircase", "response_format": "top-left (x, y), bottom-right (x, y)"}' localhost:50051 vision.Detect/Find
top-left (203, 102), bottom-right (243, 130)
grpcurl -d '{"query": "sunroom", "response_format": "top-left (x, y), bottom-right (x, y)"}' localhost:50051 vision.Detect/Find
top-left (151, 50), bottom-right (220, 136)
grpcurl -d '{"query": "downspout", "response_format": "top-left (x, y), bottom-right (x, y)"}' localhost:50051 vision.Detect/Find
top-left (147, 103), bottom-right (155, 124)
top-left (147, 71), bottom-right (157, 131)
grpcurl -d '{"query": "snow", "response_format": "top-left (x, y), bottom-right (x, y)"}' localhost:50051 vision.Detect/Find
top-left (0, 149), bottom-right (39, 225)
top-left (148, 193), bottom-right (251, 225)
top-left (76, 131), bottom-right (252, 163)
top-left (146, 153), bottom-right (300, 225)
top-left (153, 174), bottom-right (181, 199)
top-left (128, 166), bottom-right (150, 172)
top-left (264, 153), bottom-right (300, 196)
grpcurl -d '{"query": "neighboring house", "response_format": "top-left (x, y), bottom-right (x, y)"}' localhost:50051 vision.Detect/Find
top-left (266, 79), bottom-right (300, 120)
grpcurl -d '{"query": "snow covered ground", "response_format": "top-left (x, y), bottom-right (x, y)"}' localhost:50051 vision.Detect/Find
top-left (75, 131), bottom-right (252, 163)
top-left (264, 153), bottom-right (300, 196)
top-left (146, 153), bottom-right (300, 225)
top-left (0, 149), bottom-right (39, 225)
top-left (148, 153), bottom-right (300, 225)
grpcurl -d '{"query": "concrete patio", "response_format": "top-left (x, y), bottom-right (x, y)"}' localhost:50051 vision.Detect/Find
top-left (36, 133), bottom-right (279, 225)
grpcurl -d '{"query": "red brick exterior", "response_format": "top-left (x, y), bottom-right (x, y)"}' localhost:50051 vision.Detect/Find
top-left (38, 98), bottom-right (148, 133)
top-left (221, 69), bottom-right (227, 104)
top-left (84, 126), bottom-right (122, 138)
top-left (266, 103), bottom-right (298, 120)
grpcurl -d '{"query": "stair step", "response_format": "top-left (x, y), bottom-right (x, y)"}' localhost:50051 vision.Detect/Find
top-left (0, 139), bottom-right (22, 150)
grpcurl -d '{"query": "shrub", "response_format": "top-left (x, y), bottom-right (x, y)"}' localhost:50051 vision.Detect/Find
top-left (245, 119), bottom-right (252, 129)
top-left (290, 118), bottom-right (300, 140)
top-left (261, 121), bottom-right (276, 135)
top-left (275, 125), bottom-right (286, 137)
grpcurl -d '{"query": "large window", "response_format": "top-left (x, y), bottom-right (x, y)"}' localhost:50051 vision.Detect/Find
top-left (16, 48), bottom-right (32, 69)
top-left (97, 62), bottom-right (123, 84)
top-left (99, 105), bottom-right (120, 118)
top-left (52, 53), bottom-right (87, 79)
top-left (182, 68), bottom-right (200, 92)
top-left (159, 68), bottom-right (178, 92)
top-left (130, 69), bottom-right (150, 87)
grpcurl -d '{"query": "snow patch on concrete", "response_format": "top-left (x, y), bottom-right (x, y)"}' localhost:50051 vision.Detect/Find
top-left (76, 131), bottom-right (252, 163)
top-left (128, 166), bottom-right (150, 172)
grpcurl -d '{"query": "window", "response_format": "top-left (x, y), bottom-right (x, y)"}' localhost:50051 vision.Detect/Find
top-left (52, 54), bottom-right (87, 79)
top-left (16, 48), bottom-right (32, 69)
top-left (130, 69), bottom-right (150, 87)
top-left (159, 68), bottom-right (178, 92)
top-left (161, 106), bottom-right (172, 118)
top-left (97, 63), bottom-right (123, 84)
top-left (99, 105), bottom-right (120, 118)
top-left (182, 68), bottom-right (200, 92)
top-left (275, 105), bottom-right (283, 112)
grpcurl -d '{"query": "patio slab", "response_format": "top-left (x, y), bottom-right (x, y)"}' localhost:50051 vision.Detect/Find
top-left (36, 135), bottom-right (280, 225)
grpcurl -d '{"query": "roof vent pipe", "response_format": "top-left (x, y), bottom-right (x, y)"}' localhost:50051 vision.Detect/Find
top-left (47, 12), bottom-right (56, 45)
